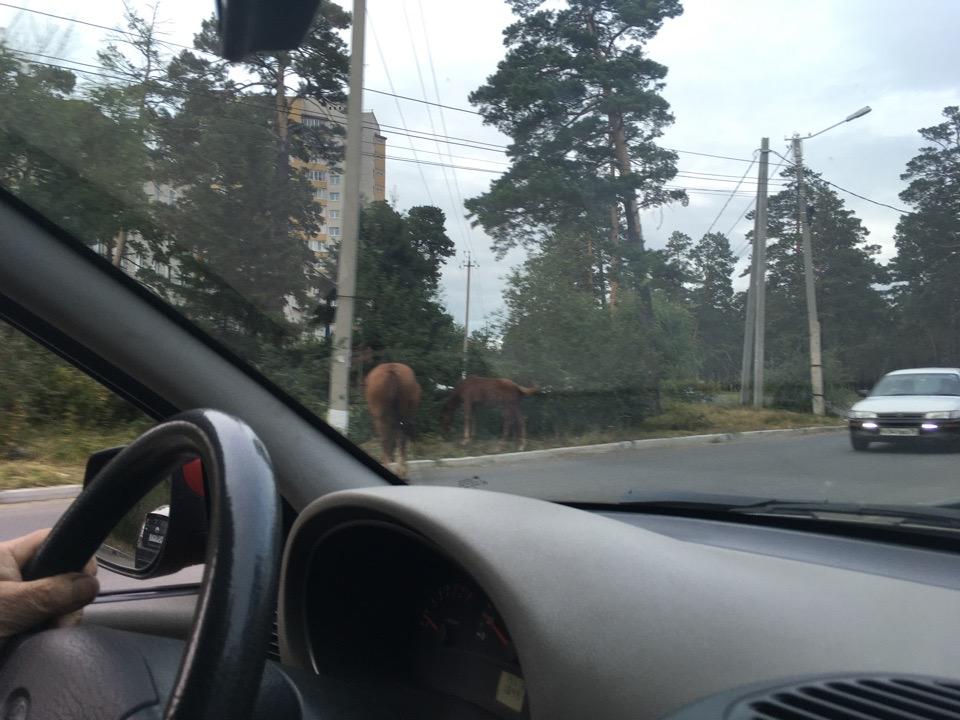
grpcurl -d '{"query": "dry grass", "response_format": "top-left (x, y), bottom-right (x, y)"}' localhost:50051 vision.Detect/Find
top-left (0, 424), bottom-right (147, 490)
top-left (1, 405), bottom-right (840, 489)
top-left (362, 403), bottom-right (842, 462)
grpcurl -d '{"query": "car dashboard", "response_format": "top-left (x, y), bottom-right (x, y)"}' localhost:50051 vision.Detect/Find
top-left (87, 485), bottom-right (960, 720)
top-left (265, 485), bottom-right (960, 720)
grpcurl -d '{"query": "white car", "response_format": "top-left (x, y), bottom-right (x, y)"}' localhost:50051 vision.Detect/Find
top-left (848, 367), bottom-right (960, 450)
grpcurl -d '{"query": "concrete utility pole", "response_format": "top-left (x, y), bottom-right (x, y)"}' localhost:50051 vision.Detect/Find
top-left (789, 105), bottom-right (871, 417)
top-left (791, 134), bottom-right (825, 417)
top-left (739, 259), bottom-right (756, 405)
top-left (752, 138), bottom-right (770, 408)
top-left (327, 0), bottom-right (366, 433)
top-left (461, 251), bottom-right (478, 378)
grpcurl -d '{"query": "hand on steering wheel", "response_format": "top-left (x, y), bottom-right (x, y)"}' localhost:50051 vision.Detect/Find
top-left (0, 409), bottom-right (281, 720)
top-left (0, 529), bottom-right (99, 643)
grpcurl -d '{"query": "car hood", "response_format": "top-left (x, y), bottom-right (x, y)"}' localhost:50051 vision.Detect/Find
top-left (852, 395), bottom-right (960, 413)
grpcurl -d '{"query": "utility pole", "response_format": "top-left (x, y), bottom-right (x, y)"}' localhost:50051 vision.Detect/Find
top-left (791, 134), bottom-right (825, 416)
top-left (326, 0), bottom-right (366, 433)
top-left (739, 260), bottom-right (756, 405)
top-left (461, 251), bottom-right (478, 378)
top-left (785, 105), bottom-right (871, 416)
top-left (752, 138), bottom-right (770, 408)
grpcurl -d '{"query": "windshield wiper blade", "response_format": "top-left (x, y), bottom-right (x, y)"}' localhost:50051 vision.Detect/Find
top-left (612, 490), bottom-right (960, 531)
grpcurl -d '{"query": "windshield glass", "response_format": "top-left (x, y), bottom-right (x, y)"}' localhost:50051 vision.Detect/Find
top-left (871, 374), bottom-right (960, 397)
top-left (1, 0), bottom-right (959, 511)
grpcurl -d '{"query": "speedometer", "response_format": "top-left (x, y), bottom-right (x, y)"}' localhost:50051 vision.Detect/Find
top-left (415, 580), bottom-right (527, 717)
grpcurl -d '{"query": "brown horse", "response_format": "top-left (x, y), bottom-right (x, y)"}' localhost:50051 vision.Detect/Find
top-left (364, 363), bottom-right (422, 478)
top-left (441, 376), bottom-right (537, 451)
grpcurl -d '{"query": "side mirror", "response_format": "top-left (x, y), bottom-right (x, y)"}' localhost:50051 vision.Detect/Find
top-left (216, 0), bottom-right (321, 61)
top-left (855, 388), bottom-right (870, 398)
top-left (85, 448), bottom-right (208, 579)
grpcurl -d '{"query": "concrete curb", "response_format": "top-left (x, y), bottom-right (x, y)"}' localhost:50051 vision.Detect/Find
top-left (0, 484), bottom-right (82, 505)
top-left (407, 425), bottom-right (845, 471)
top-left (0, 426), bottom-right (845, 501)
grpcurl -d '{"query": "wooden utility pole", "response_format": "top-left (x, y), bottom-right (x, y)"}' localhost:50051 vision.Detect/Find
top-left (326, 0), bottom-right (366, 433)
top-left (752, 138), bottom-right (770, 407)
top-left (461, 251), bottom-right (478, 377)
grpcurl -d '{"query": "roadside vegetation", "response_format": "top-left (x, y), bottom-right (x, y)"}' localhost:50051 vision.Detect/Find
top-left (1, 1), bottom-right (955, 488)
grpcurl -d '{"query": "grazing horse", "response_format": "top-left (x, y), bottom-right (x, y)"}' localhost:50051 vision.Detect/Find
top-left (364, 363), bottom-right (422, 478)
top-left (441, 376), bottom-right (537, 451)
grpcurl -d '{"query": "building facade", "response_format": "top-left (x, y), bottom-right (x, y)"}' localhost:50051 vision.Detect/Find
top-left (290, 98), bottom-right (386, 259)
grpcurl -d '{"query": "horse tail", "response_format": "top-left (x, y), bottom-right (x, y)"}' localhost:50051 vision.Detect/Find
top-left (381, 366), bottom-right (403, 435)
top-left (516, 384), bottom-right (538, 397)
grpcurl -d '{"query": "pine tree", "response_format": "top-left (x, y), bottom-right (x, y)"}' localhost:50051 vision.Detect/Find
top-left (891, 106), bottom-right (960, 365)
top-left (465, 0), bottom-right (686, 308)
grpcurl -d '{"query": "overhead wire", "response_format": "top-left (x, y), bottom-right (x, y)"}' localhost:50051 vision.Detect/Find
top-left (768, 149), bottom-right (908, 214)
top-left (731, 144), bottom-right (793, 256)
top-left (367, 14), bottom-right (434, 206)
top-left (397, 3), bottom-right (473, 260)
top-left (414, 0), bottom-right (487, 324)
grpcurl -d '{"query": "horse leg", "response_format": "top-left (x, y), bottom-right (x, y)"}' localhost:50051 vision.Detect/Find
top-left (515, 406), bottom-right (527, 451)
top-left (461, 401), bottom-right (472, 446)
top-left (371, 414), bottom-right (389, 465)
top-left (498, 404), bottom-right (512, 451)
top-left (396, 431), bottom-right (409, 479)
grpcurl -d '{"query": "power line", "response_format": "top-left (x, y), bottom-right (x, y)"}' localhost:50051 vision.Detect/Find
top-left (703, 150), bottom-right (758, 235)
top-left (398, 3), bottom-right (473, 257)
top-left (415, 0), bottom-right (479, 262)
top-left (364, 87), bottom-right (479, 116)
top-left (1, 3), bottom-right (779, 174)
top-left (732, 145), bottom-right (793, 254)
top-left (768, 149), bottom-right (908, 214)
top-left (367, 15), bottom-right (434, 205)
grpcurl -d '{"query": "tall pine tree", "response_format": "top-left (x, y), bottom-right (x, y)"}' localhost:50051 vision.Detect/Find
top-left (465, 0), bottom-right (685, 309)
top-left (891, 106), bottom-right (960, 365)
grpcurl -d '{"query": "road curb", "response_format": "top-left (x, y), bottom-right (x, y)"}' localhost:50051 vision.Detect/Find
top-left (408, 425), bottom-right (844, 471)
top-left (0, 484), bottom-right (82, 505)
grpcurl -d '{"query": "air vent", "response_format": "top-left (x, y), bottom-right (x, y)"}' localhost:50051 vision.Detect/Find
top-left (732, 676), bottom-right (960, 720)
top-left (266, 610), bottom-right (280, 662)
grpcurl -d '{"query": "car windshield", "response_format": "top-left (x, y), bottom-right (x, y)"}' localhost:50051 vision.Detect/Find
top-left (1, 1), bottom-right (959, 513)
top-left (871, 374), bottom-right (960, 397)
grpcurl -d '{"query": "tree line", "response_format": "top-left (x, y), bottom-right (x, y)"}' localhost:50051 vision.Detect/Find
top-left (0, 0), bottom-right (958, 447)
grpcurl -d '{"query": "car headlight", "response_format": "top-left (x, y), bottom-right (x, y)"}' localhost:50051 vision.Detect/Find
top-left (925, 410), bottom-right (960, 419)
top-left (848, 410), bottom-right (877, 419)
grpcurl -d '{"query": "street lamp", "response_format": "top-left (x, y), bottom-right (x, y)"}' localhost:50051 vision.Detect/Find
top-left (791, 105), bottom-right (872, 416)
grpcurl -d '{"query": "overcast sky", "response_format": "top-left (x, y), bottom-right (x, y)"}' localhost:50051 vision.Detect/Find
top-left (2, 0), bottom-right (958, 331)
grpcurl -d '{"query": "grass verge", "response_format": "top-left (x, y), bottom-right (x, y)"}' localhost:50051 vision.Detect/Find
top-left (0, 423), bottom-right (149, 490)
top-left (1, 405), bottom-right (841, 490)
top-left (360, 403), bottom-right (842, 461)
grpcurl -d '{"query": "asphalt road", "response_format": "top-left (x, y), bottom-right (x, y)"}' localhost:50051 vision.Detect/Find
top-left (0, 498), bottom-right (202, 592)
top-left (409, 429), bottom-right (960, 506)
top-left (3, 429), bottom-right (958, 592)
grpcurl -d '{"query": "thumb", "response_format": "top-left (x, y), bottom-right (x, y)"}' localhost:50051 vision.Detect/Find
top-left (0, 573), bottom-right (100, 639)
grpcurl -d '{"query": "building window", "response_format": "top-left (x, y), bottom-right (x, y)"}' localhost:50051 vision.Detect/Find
top-left (314, 188), bottom-right (328, 200)
top-left (330, 174), bottom-right (341, 185)
top-left (304, 117), bottom-right (323, 127)
top-left (330, 192), bottom-right (341, 201)
top-left (329, 227), bottom-right (341, 237)
top-left (328, 209), bottom-right (340, 219)
top-left (307, 170), bottom-right (327, 181)
top-left (308, 239), bottom-right (323, 252)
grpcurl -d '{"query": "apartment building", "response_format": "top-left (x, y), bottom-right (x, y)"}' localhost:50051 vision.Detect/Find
top-left (290, 98), bottom-right (386, 258)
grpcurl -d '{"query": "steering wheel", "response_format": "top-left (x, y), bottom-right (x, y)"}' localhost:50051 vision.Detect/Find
top-left (0, 409), bottom-right (281, 720)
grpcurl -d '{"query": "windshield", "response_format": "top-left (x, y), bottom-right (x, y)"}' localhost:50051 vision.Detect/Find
top-left (871, 374), bottom-right (960, 397)
top-left (1, 0), bottom-right (959, 513)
